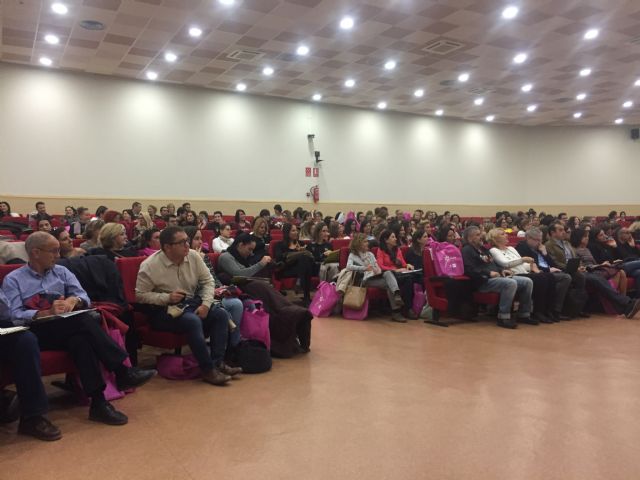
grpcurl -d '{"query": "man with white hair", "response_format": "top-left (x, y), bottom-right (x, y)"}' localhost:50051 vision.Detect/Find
top-left (2, 232), bottom-right (156, 426)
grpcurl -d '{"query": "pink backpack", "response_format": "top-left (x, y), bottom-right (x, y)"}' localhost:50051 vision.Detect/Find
top-left (430, 241), bottom-right (464, 277)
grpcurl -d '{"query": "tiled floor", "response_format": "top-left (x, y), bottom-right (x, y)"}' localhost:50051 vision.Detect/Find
top-left (2, 315), bottom-right (640, 480)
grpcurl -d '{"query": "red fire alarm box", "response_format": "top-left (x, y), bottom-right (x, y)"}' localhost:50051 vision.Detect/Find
top-left (312, 168), bottom-right (319, 177)
top-left (305, 167), bottom-right (311, 177)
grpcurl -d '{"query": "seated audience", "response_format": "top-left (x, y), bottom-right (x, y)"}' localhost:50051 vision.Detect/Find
top-left (435, 223), bottom-right (459, 245)
top-left (0, 292), bottom-right (61, 440)
top-left (461, 226), bottom-right (535, 329)
top-left (166, 214), bottom-right (179, 227)
top-left (79, 219), bottom-right (104, 251)
top-left (70, 207), bottom-right (92, 238)
top-left (0, 201), bottom-right (20, 218)
top-left (615, 227), bottom-right (640, 292)
top-left (180, 210), bottom-right (198, 228)
top-left (166, 203), bottom-right (176, 216)
top-left (299, 221), bottom-right (314, 241)
top-left (93, 205), bottom-right (108, 221)
top-left (217, 233), bottom-right (312, 356)
top-left (2, 232), bottom-right (156, 425)
top-left (132, 212), bottom-right (153, 244)
top-left (131, 202), bottom-right (142, 219)
top-left (572, 229), bottom-right (627, 295)
top-left (360, 219), bottom-right (375, 242)
top-left (212, 223), bottom-right (234, 253)
top-left (52, 228), bottom-right (85, 258)
top-left (274, 223), bottom-right (315, 305)
top-left (488, 228), bottom-right (556, 323)
top-left (307, 222), bottom-right (339, 282)
top-left (516, 228), bottom-right (572, 321)
top-left (37, 219), bottom-right (52, 232)
top-left (377, 230), bottom-right (417, 319)
top-left (147, 205), bottom-right (158, 219)
top-left (234, 209), bottom-right (250, 231)
top-left (121, 210), bottom-right (133, 222)
top-left (587, 227), bottom-right (630, 294)
top-left (205, 211), bottom-right (224, 234)
top-left (347, 233), bottom-right (405, 322)
top-left (184, 226), bottom-right (244, 348)
top-left (63, 205), bottom-right (77, 224)
top-left (103, 210), bottom-right (122, 223)
top-left (159, 206), bottom-right (169, 221)
top-left (137, 227), bottom-right (161, 256)
top-left (197, 210), bottom-right (209, 230)
top-left (546, 222), bottom-right (639, 318)
top-left (135, 226), bottom-right (241, 386)
top-left (89, 222), bottom-right (138, 260)
top-left (30, 201), bottom-right (52, 224)
top-left (250, 217), bottom-right (271, 261)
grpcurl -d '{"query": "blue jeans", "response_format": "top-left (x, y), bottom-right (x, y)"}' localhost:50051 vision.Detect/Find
top-left (221, 297), bottom-right (243, 347)
top-left (479, 276), bottom-right (533, 320)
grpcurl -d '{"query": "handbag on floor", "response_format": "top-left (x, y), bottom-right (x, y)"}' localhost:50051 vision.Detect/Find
top-left (240, 300), bottom-right (271, 350)
top-left (343, 275), bottom-right (367, 310)
top-left (309, 281), bottom-right (339, 317)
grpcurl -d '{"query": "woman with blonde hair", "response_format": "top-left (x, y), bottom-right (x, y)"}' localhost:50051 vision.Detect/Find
top-left (132, 212), bottom-right (153, 244)
top-left (88, 222), bottom-right (137, 261)
top-left (250, 216), bottom-right (271, 261)
top-left (79, 219), bottom-right (104, 251)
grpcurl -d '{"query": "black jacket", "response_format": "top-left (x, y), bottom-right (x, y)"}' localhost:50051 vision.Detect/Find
top-left (461, 244), bottom-right (501, 287)
top-left (515, 241), bottom-right (557, 272)
top-left (57, 255), bottom-right (126, 307)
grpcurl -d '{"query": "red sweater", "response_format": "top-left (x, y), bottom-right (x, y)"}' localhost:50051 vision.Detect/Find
top-left (376, 248), bottom-right (407, 271)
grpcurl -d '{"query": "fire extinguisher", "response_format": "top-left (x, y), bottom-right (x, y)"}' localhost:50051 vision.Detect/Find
top-left (310, 185), bottom-right (319, 203)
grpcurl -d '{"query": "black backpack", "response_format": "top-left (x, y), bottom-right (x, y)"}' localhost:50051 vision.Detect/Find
top-left (227, 340), bottom-right (272, 374)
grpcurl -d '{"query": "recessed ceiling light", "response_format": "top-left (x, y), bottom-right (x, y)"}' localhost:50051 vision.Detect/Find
top-left (521, 83), bottom-right (533, 92)
top-left (262, 66), bottom-right (274, 76)
top-left (377, 101), bottom-right (387, 110)
top-left (584, 28), bottom-right (599, 40)
top-left (458, 72), bottom-right (470, 83)
top-left (296, 45), bottom-right (310, 56)
top-left (312, 93), bottom-right (322, 101)
top-left (188, 26), bottom-right (202, 38)
top-left (573, 112), bottom-right (583, 119)
top-left (435, 109), bottom-right (444, 116)
top-left (615, 118), bottom-right (624, 124)
top-left (502, 6), bottom-right (519, 19)
top-left (218, 0), bottom-right (235, 5)
top-left (145, 71), bottom-right (158, 80)
top-left (474, 97), bottom-right (484, 106)
top-left (526, 104), bottom-right (538, 112)
top-left (413, 89), bottom-right (424, 98)
top-left (339, 16), bottom-right (354, 30)
top-left (576, 93), bottom-right (587, 101)
top-left (513, 52), bottom-right (528, 64)
top-left (39, 57), bottom-right (53, 67)
top-left (44, 34), bottom-right (60, 45)
top-left (236, 83), bottom-right (247, 92)
top-left (635, 79), bottom-right (640, 87)
top-left (485, 115), bottom-right (495, 122)
top-left (164, 52), bottom-right (177, 62)
top-left (623, 100), bottom-right (634, 108)
top-left (579, 68), bottom-right (592, 77)
top-left (51, 3), bottom-right (68, 15)
top-left (384, 60), bottom-right (396, 71)
top-left (344, 78), bottom-right (356, 88)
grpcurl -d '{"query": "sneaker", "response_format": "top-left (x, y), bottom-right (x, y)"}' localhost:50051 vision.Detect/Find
top-left (220, 363), bottom-right (242, 378)
top-left (391, 310), bottom-right (407, 323)
top-left (419, 305), bottom-right (433, 320)
top-left (497, 318), bottom-right (517, 329)
top-left (393, 291), bottom-right (404, 308)
top-left (625, 299), bottom-right (640, 319)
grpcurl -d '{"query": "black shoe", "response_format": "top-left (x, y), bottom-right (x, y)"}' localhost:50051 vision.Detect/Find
top-left (0, 390), bottom-right (20, 424)
top-left (519, 316), bottom-right (539, 325)
top-left (89, 401), bottom-right (128, 426)
top-left (551, 311), bottom-right (569, 322)
top-left (18, 415), bottom-right (62, 441)
top-left (578, 312), bottom-right (591, 318)
top-left (497, 319), bottom-right (517, 329)
top-left (625, 299), bottom-right (640, 319)
top-left (533, 312), bottom-right (552, 324)
top-left (116, 367), bottom-right (157, 391)
top-left (538, 313), bottom-right (555, 324)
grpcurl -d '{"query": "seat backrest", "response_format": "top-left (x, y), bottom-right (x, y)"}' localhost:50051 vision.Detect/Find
top-left (206, 252), bottom-right (220, 271)
top-left (268, 240), bottom-right (280, 258)
top-left (154, 220), bottom-right (166, 230)
top-left (330, 238), bottom-right (350, 250)
top-left (339, 247), bottom-right (350, 270)
top-left (72, 238), bottom-right (83, 248)
top-left (0, 264), bottom-right (23, 284)
top-left (115, 256), bottom-right (146, 304)
top-left (201, 230), bottom-right (215, 247)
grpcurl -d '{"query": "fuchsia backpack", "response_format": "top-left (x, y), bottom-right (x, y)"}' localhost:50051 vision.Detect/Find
top-left (430, 241), bottom-right (464, 277)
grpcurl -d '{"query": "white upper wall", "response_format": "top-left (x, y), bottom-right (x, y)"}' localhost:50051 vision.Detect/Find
top-left (1, 63), bottom-right (638, 205)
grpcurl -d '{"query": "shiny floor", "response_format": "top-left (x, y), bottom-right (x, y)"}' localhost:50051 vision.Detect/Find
top-left (2, 314), bottom-right (640, 480)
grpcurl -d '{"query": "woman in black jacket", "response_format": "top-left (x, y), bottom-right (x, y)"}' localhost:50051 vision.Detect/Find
top-left (274, 223), bottom-right (315, 305)
top-left (307, 222), bottom-right (338, 281)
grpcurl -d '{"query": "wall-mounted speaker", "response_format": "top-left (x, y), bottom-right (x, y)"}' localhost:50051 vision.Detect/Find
top-left (631, 128), bottom-right (639, 140)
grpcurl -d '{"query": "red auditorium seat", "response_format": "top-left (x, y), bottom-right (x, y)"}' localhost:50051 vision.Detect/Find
top-left (422, 248), bottom-right (499, 327)
top-left (115, 257), bottom-right (187, 352)
top-left (201, 230), bottom-right (215, 248)
top-left (330, 239), bottom-right (350, 250)
top-left (268, 241), bottom-right (319, 292)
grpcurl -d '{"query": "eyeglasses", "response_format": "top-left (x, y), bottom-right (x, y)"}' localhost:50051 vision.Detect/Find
top-left (37, 247), bottom-right (60, 254)
top-left (169, 239), bottom-right (189, 246)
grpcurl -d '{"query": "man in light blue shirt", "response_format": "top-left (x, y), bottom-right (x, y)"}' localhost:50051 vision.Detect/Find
top-left (2, 232), bottom-right (156, 426)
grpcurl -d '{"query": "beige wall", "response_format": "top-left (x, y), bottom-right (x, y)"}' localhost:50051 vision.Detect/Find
top-left (1, 63), bottom-right (639, 216)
